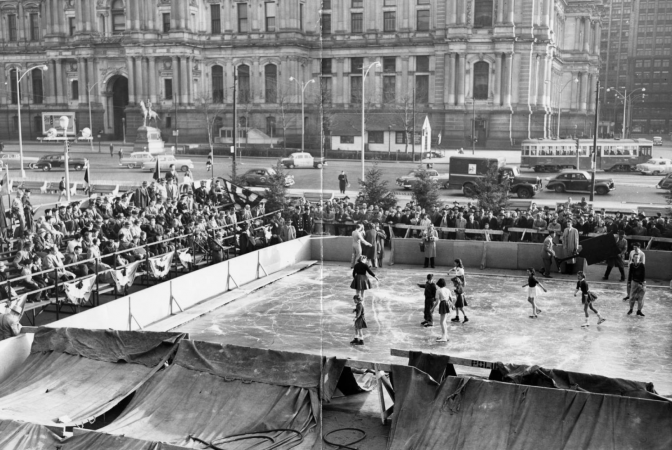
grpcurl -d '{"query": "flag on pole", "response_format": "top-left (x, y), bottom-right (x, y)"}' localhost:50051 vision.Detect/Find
top-left (221, 179), bottom-right (263, 207)
top-left (437, 130), bottom-right (442, 145)
top-left (83, 160), bottom-right (91, 195)
top-left (152, 158), bottom-right (161, 181)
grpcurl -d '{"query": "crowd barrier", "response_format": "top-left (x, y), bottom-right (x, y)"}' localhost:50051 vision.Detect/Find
top-left (44, 236), bottom-right (311, 331)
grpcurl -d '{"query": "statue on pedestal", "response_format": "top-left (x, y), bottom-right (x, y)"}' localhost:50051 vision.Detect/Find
top-left (140, 100), bottom-right (160, 128)
top-left (135, 99), bottom-right (167, 154)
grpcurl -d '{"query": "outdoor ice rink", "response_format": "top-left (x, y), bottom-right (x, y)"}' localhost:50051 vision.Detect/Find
top-left (177, 263), bottom-right (672, 396)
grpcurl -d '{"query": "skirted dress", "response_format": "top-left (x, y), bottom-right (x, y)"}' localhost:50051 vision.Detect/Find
top-left (351, 262), bottom-right (376, 291)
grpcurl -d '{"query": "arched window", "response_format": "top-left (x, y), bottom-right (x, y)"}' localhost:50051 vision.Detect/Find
top-left (473, 61), bottom-right (489, 100)
top-left (238, 64), bottom-right (250, 103)
top-left (474, 0), bottom-right (493, 28)
top-left (112, 0), bottom-right (126, 34)
top-left (212, 65), bottom-right (224, 103)
top-left (265, 64), bottom-right (277, 103)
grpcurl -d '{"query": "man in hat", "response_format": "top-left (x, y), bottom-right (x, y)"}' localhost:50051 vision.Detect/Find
top-left (281, 218), bottom-right (296, 242)
top-left (338, 170), bottom-right (349, 194)
top-left (194, 181), bottom-right (209, 205)
top-left (603, 230), bottom-right (627, 282)
top-left (0, 302), bottom-right (22, 341)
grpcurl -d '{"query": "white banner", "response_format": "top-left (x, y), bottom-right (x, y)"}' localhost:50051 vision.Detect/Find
top-left (148, 252), bottom-right (174, 279)
top-left (110, 260), bottom-right (142, 292)
top-left (63, 275), bottom-right (97, 305)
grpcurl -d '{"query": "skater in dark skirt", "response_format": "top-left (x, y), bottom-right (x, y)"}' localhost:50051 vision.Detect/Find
top-left (351, 255), bottom-right (379, 300)
top-left (451, 277), bottom-right (468, 323)
top-left (351, 295), bottom-right (366, 345)
top-left (574, 271), bottom-right (605, 327)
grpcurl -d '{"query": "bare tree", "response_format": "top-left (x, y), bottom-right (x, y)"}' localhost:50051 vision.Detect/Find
top-left (195, 89), bottom-right (228, 166)
top-left (275, 81), bottom-right (296, 149)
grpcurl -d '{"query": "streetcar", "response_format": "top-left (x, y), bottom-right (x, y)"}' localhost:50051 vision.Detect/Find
top-left (520, 139), bottom-right (653, 172)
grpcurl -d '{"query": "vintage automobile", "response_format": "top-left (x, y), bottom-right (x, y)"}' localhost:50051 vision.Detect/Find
top-left (240, 167), bottom-right (295, 187)
top-left (34, 154), bottom-right (87, 171)
top-left (141, 154), bottom-right (194, 172)
top-left (120, 152), bottom-right (154, 169)
top-left (656, 172), bottom-right (672, 190)
top-left (545, 170), bottom-right (615, 195)
top-left (636, 158), bottom-right (672, 176)
top-left (0, 153), bottom-right (39, 170)
top-left (653, 136), bottom-right (663, 146)
top-left (396, 169), bottom-right (450, 190)
top-left (280, 152), bottom-right (327, 169)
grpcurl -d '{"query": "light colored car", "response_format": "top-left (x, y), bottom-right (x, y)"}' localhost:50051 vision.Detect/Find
top-left (280, 152), bottom-right (327, 169)
top-left (653, 136), bottom-right (663, 146)
top-left (396, 169), bottom-right (450, 190)
top-left (142, 154), bottom-right (194, 172)
top-left (120, 152), bottom-right (154, 169)
top-left (0, 153), bottom-right (39, 170)
top-left (636, 158), bottom-right (672, 175)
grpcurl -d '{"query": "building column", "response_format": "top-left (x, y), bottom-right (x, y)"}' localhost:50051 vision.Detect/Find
top-left (55, 60), bottom-right (64, 103)
top-left (457, 54), bottom-right (465, 105)
top-left (171, 56), bottom-right (179, 105)
top-left (187, 57), bottom-right (193, 104)
top-left (135, 56), bottom-right (144, 102)
top-left (502, 52), bottom-right (512, 106)
top-left (580, 72), bottom-right (588, 111)
top-left (0, 65), bottom-right (5, 106)
top-left (497, 0), bottom-right (504, 24)
top-left (134, 0), bottom-right (142, 31)
top-left (583, 18), bottom-right (591, 53)
top-left (88, 58), bottom-right (97, 104)
top-left (45, 60), bottom-right (55, 104)
top-left (127, 56), bottom-right (135, 104)
top-left (511, 52), bottom-right (520, 105)
top-left (494, 52), bottom-right (502, 106)
top-left (593, 22), bottom-right (600, 55)
top-left (588, 74), bottom-right (595, 112)
top-left (459, 0), bottom-right (467, 24)
top-left (507, 0), bottom-right (515, 24)
top-left (180, 56), bottom-right (188, 105)
top-left (448, 0), bottom-right (457, 24)
top-left (45, 0), bottom-right (52, 35)
top-left (401, 56), bottom-right (409, 103)
top-left (446, 53), bottom-right (456, 105)
top-left (77, 58), bottom-right (88, 104)
top-left (148, 57), bottom-right (157, 103)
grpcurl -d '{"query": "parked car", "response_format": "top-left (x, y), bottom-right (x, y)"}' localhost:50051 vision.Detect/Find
top-left (396, 169), bottom-right (450, 190)
top-left (280, 152), bottom-right (327, 169)
top-left (141, 155), bottom-right (194, 172)
top-left (545, 170), bottom-right (615, 195)
top-left (636, 158), bottom-right (672, 175)
top-left (34, 154), bottom-right (87, 171)
top-left (241, 167), bottom-right (295, 187)
top-left (447, 156), bottom-right (542, 199)
top-left (120, 152), bottom-right (154, 169)
top-left (0, 153), bottom-right (38, 170)
top-left (656, 173), bottom-right (672, 190)
top-left (653, 136), bottom-right (663, 146)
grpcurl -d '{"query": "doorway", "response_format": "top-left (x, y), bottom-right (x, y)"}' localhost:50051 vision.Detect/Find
top-left (107, 75), bottom-right (128, 140)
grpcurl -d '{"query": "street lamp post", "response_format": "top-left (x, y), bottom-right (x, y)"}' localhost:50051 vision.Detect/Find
top-left (88, 80), bottom-right (101, 153)
top-left (59, 115), bottom-right (72, 202)
top-left (557, 77), bottom-right (579, 138)
top-left (467, 99), bottom-right (476, 155)
top-left (16, 65), bottom-right (48, 178)
top-left (607, 87), bottom-right (646, 139)
top-left (361, 61), bottom-right (381, 180)
top-left (289, 76), bottom-right (314, 153)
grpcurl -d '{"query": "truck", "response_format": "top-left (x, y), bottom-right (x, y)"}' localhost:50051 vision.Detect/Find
top-left (447, 156), bottom-right (542, 199)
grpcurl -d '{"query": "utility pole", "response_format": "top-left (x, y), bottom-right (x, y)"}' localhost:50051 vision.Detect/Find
top-left (232, 70), bottom-right (237, 179)
top-left (590, 81), bottom-right (600, 202)
top-left (412, 85), bottom-right (416, 162)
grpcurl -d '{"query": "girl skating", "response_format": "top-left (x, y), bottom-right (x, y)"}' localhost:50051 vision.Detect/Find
top-left (435, 278), bottom-right (454, 342)
top-left (350, 255), bottom-right (379, 300)
top-left (523, 268), bottom-right (547, 318)
top-left (574, 271), bottom-right (606, 327)
top-left (351, 295), bottom-right (366, 345)
top-left (451, 278), bottom-right (468, 323)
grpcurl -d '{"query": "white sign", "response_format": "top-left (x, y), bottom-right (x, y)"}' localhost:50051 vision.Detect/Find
top-left (468, 164), bottom-right (477, 174)
top-left (42, 112), bottom-right (76, 135)
top-left (421, 116), bottom-right (431, 154)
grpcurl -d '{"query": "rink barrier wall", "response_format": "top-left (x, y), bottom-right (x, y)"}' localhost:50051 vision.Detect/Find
top-left (46, 237), bottom-right (312, 331)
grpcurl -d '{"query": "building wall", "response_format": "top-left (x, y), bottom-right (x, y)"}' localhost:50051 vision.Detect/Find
top-left (0, 0), bottom-right (601, 146)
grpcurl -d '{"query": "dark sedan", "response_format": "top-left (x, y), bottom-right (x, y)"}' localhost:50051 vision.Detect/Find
top-left (545, 170), bottom-right (615, 195)
top-left (240, 168), bottom-right (295, 187)
top-left (34, 154), bottom-right (87, 171)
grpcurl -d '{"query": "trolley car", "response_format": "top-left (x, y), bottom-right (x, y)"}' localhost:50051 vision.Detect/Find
top-left (520, 139), bottom-right (653, 172)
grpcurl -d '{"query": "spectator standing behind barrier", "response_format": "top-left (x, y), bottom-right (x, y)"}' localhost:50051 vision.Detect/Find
top-left (338, 171), bottom-right (349, 194)
top-left (561, 221), bottom-right (579, 274)
top-left (604, 230), bottom-right (627, 282)
top-left (351, 223), bottom-right (372, 269)
top-left (541, 231), bottom-right (556, 278)
top-left (421, 224), bottom-right (438, 269)
top-left (627, 253), bottom-right (646, 317)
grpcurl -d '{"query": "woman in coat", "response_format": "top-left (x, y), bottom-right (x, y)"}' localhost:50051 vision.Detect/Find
top-left (375, 222), bottom-right (387, 268)
top-left (363, 223), bottom-right (378, 266)
top-left (562, 220), bottom-right (580, 274)
top-left (421, 223), bottom-right (439, 269)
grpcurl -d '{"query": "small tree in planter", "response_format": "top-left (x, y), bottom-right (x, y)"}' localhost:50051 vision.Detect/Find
top-left (466, 166), bottom-right (511, 214)
top-left (411, 167), bottom-right (442, 210)
top-left (263, 161), bottom-right (291, 215)
top-left (358, 164), bottom-right (397, 210)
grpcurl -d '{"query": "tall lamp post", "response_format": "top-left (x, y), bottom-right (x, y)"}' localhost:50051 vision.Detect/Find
top-left (361, 61), bottom-right (381, 180)
top-left (606, 86), bottom-right (646, 139)
top-left (87, 80), bottom-right (101, 153)
top-left (467, 99), bottom-right (476, 155)
top-left (557, 77), bottom-right (579, 138)
top-left (289, 76), bottom-right (314, 153)
top-left (59, 115), bottom-right (72, 202)
top-left (16, 65), bottom-right (48, 179)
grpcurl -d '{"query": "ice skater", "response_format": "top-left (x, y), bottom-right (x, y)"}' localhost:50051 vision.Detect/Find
top-left (435, 278), bottom-right (454, 342)
top-left (451, 277), bottom-right (468, 323)
top-left (350, 255), bottom-right (378, 300)
top-left (626, 252), bottom-right (646, 317)
top-left (421, 274), bottom-right (437, 328)
top-left (350, 295), bottom-right (366, 345)
top-left (574, 271), bottom-right (606, 327)
top-left (522, 268), bottom-right (547, 318)
top-left (448, 259), bottom-right (466, 286)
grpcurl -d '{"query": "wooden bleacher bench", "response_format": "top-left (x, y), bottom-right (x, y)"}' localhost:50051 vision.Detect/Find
top-left (14, 181), bottom-right (48, 194)
top-left (303, 190), bottom-right (333, 203)
top-left (88, 184), bottom-right (119, 197)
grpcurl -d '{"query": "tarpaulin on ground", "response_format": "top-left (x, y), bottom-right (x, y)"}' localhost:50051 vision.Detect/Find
top-left (0, 328), bottom-right (185, 427)
top-left (489, 362), bottom-right (669, 402)
top-left (387, 366), bottom-right (672, 450)
top-left (408, 350), bottom-right (457, 383)
top-left (101, 341), bottom-right (338, 449)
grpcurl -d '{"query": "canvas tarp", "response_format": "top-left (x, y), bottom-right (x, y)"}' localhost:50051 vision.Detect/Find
top-left (101, 341), bottom-right (340, 449)
top-left (489, 362), bottom-right (669, 402)
top-left (387, 365), bottom-right (672, 450)
top-left (0, 328), bottom-right (184, 427)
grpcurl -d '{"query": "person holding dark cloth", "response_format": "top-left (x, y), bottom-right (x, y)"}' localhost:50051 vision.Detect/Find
top-left (350, 255), bottom-right (378, 300)
top-left (604, 230), bottom-right (627, 281)
top-left (574, 271), bottom-right (605, 327)
top-left (421, 274), bottom-right (437, 328)
top-left (627, 253), bottom-right (646, 317)
top-left (338, 171), bottom-right (349, 194)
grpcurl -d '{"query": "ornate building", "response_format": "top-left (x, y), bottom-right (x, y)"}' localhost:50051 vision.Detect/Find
top-left (0, 0), bottom-right (601, 148)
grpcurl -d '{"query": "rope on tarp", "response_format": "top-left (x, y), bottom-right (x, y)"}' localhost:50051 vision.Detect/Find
top-left (190, 428), bottom-right (303, 450)
top-left (323, 428), bottom-right (366, 450)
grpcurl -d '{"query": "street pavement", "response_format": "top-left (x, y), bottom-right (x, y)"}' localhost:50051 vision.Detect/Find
top-left (3, 141), bottom-right (672, 211)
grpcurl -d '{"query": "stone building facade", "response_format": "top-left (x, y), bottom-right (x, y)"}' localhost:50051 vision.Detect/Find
top-left (0, 0), bottom-right (601, 148)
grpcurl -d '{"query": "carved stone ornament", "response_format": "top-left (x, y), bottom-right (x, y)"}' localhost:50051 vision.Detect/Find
top-left (159, 0), bottom-right (171, 4)
top-left (97, 0), bottom-right (107, 7)
top-left (466, 0), bottom-right (472, 25)
top-left (65, 0), bottom-right (75, 10)
top-left (163, 60), bottom-right (172, 70)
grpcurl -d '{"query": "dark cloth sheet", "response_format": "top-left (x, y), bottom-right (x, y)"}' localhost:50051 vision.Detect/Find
top-left (489, 362), bottom-right (669, 402)
top-left (388, 366), bottom-right (672, 450)
top-left (408, 350), bottom-right (458, 383)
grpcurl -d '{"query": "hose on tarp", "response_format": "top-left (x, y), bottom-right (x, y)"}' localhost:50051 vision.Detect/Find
top-left (189, 428), bottom-right (303, 450)
top-left (323, 428), bottom-right (366, 450)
